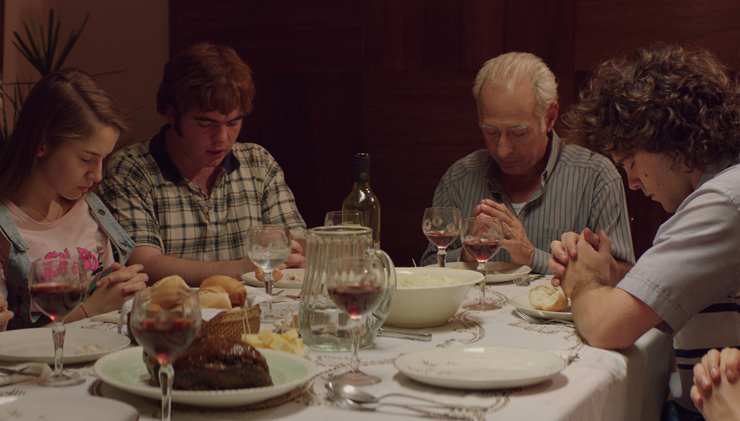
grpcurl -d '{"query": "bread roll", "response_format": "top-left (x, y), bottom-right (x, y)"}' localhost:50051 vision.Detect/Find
top-left (201, 275), bottom-right (247, 306)
top-left (197, 285), bottom-right (232, 309)
top-left (529, 285), bottom-right (568, 312)
top-left (255, 267), bottom-right (283, 282)
top-left (152, 275), bottom-right (188, 290)
top-left (149, 275), bottom-right (189, 309)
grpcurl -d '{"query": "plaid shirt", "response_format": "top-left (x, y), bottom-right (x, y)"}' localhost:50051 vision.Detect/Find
top-left (98, 125), bottom-right (307, 262)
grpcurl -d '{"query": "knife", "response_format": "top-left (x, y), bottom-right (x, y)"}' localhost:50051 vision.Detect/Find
top-left (377, 328), bottom-right (432, 341)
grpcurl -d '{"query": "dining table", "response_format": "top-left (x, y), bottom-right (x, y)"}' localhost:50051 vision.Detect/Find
top-left (0, 274), bottom-right (673, 421)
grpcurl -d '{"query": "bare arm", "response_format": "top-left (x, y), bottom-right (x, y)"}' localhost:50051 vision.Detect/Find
top-left (130, 238), bottom-right (306, 287)
top-left (561, 229), bottom-right (662, 349)
top-left (129, 245), bottom-right (257, 287)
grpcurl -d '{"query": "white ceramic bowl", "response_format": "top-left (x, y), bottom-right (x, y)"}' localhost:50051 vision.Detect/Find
top-left (384, 267), bottom-right (484, 328)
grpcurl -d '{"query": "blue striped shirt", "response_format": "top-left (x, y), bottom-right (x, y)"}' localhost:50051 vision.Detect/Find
top-left (617, 157), bottom-right (740, 412)
top-left (421, 132), bottom-right (635, 273)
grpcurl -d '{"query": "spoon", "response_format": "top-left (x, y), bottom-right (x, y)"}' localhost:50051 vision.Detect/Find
top-left (327, 381), bottom-right (484, 411)
top-left (326, 383), bottom-right (474, 420)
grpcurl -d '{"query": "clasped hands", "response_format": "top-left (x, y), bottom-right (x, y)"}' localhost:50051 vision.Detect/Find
top-left (548, 228), bottom-right (616, 296)
top-left (691, 347), bottom-right (740, 421)
top-left (468, 199), bottom-right (534, 266)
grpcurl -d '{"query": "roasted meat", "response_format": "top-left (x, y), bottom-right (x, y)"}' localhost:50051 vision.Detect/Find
top-left (145, 335), bottom-right (273, 390)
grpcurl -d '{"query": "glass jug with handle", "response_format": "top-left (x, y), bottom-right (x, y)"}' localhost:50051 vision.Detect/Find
top-left (299, 226), bottom-right (396, 351)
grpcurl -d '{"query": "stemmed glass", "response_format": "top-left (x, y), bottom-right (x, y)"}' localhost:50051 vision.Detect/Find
top-left (461, 216), bottom-right (504, 311)
top-left (324, 210), bottom-right (363, 226)
top-left (422, 207), bottom-right (462, 268)
top-left (247, 223), bottom-right (291, 317)
top-left (29, 257), bottom-right (89, 387)
top-left (326, 256), bottom-right (388, 386)
top-left (129, 286), bottom-right (201, 421)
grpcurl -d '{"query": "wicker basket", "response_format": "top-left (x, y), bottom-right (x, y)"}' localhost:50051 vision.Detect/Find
top-left (199, 305), bottom-right (261, 339)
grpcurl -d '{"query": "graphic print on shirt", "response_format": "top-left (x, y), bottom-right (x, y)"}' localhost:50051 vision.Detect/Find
top-left (42, 247), bottom-right (104, 296)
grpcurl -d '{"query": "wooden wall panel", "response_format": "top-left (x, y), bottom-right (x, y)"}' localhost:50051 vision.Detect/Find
top-left (362, 71), bottom-right (482, 263)
top-left (575, 0), bottom-right (740, 70)
top-left (168, 0), bottom-right (740, 266)
top-left (169, 0), bottom-right (363, 73)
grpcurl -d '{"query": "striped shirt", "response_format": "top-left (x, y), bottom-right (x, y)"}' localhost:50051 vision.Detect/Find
top-left (98, 125), bottom-right (307, 262)
top-left (421, 132), bottom-right (635, 273)
top-left (617, 157), bottom-right (740, 412)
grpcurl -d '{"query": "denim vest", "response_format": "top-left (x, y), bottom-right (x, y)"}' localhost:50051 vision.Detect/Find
top-left (0, 193), bottom-right (134, 330)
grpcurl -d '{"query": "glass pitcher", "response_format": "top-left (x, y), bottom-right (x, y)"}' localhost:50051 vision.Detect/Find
top-left (299, 226), bottom-right (396, 351)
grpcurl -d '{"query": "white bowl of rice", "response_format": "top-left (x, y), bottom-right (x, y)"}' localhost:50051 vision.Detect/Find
top-left (384, 267), bottom-right (484, 328)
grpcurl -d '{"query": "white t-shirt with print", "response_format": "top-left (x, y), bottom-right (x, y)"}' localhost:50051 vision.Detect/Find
top-left (0, 198), bottom-right (114, 298)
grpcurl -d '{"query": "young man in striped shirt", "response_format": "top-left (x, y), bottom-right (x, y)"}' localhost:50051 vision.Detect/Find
top-left (421, 52), bottom-right (635, 274)
top-left (549, 44), bottom-right (740, 420)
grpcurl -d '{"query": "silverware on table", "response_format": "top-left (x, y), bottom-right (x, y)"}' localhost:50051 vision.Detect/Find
top-left (326, 382), bottom-right (480, 420)
top-left (512, 275), bottom-right (530, 287)
top-left (328, 381), bottom-right (486, 411)
top-left (377, 328), bottom-right (432, 341)
top-left (514, 308), bottom-right (573, 325)
top-left (0, 388), bottom-right (25, 397)
top-left (0, 364), bottom-right (29, 375)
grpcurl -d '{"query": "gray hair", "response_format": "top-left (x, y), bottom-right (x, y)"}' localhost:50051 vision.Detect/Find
top-left (473, 52), bottom-right (558, 131)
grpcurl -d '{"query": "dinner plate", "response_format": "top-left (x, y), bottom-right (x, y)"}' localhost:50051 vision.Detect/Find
top-left (443, 261), bottom-right (532, 283)
top-left (242, 268), bottom-right (305, 289)
top-left (0, 395), bottom-right (138, 421)
top-left (511, 293), bottom-right (573, 321)
top-left (395, 346), bottom-right (567, 389)
top-left (95, 346), bottom-right (316, 407)
top-left (0, 328), bottom-right (130, 364)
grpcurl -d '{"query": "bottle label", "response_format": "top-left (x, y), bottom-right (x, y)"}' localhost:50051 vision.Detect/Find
top-left (372, 242), bottom-right (380, 250)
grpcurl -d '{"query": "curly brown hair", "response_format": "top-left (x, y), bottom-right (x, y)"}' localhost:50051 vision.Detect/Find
top-left (564, 44), bottom-right (740, 170)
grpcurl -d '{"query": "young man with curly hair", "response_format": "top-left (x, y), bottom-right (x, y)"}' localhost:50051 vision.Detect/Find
top-left (548, 44), bottom-right (740, 419)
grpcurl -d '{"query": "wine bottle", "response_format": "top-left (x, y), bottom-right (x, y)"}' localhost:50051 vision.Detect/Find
top-left (342, 153), bottom-right (381, 249)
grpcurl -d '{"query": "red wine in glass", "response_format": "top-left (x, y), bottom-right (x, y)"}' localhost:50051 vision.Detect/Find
top-left (132, 318), bottom-right (198, 365)
top-left (425, 231), bottom-right (458, 248)
top-left (30, 283), bottom-right (86, 322)
top-left (463, 239), bottom-right (502, 262)
top-left (329, 284), bottom-right (384, 317)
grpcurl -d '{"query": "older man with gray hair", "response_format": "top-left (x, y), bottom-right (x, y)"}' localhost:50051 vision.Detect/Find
top-left (421, 52), bottom-right (634, 274)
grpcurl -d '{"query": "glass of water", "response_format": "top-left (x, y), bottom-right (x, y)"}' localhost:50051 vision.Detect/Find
top-left (246, 224), bottom-right (291, 317)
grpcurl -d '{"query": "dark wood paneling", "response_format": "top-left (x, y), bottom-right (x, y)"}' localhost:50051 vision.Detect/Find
top-left (169, 0), bottom-right (363, 73)
top-left (362, 71), bottom-right (482, 263)
top-left (575, 0), bottom-right (740, 70)
top-left (168, 0), bottom-right (740, 266)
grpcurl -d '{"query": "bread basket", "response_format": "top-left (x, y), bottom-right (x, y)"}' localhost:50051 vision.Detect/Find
top-left (199, 305), bottom-right (261, 339)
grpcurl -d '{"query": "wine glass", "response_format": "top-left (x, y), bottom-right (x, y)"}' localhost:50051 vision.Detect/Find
top-left (422, 207), bottom-right (462, 268)
top-left (129, 286), bottom-right (201, 421)
top-left (29, 257), bottom-right (89, 387)
top-left (247, 223), bottom-right (291, 317)
top-left (461, 216), bottom-right (504, 311)
top-left (324, 210), bottom-right (363, 226)
top-left (326, 256), bottom-right (388, 386)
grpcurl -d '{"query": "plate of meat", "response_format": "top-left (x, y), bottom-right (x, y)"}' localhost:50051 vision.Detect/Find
top-left (94, 344), bottom-right (315, 407)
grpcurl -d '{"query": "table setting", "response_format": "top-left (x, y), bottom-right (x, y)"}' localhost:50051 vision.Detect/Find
top-left (0, 220), bottom-right (672, 421)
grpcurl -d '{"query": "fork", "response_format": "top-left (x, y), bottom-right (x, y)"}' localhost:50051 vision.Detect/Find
top-left (512, 275), bottom-right (530, 287)
top-left (514, 308), bottom-right (573, 325)
top-left (0, 388), bottom-right (25, 397)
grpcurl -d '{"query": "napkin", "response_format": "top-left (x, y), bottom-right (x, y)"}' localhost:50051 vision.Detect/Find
top-left (244, 286), bottom-right (274, 306)
top-left (0, 363), bottom-right (51, 386)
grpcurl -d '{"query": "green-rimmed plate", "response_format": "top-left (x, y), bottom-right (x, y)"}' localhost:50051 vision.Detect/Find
top-left (94, 346), bottom-right (315, 407)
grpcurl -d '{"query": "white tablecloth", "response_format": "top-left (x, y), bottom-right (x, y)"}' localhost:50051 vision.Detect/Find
top-left (0, 275), bottom-right (672, 420)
